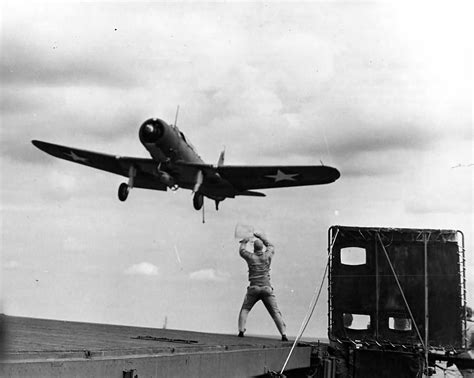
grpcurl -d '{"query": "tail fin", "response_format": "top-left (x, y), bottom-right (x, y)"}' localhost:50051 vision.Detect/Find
top-left (217, 148), bottom-right (225, 166)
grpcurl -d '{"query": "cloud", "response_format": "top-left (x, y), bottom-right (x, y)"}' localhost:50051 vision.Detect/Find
top-left (0, 92), bottom-right (146, 164)
top-left (124, 262), bottom-right (159, 276)
top-left (1, 10), bottom-right (139, 89)
top-left (404, 170), bottom-right (473, 215)
top-left (34, 169), bottom-right (93, 202)
top-left (0, 88), bottom-right (43, 115)
top-left (3, 2), bottom-right (469, 172)
top-left (189, 268), bottom-right (229, 282)
top-left (406, 200), bottom-right (466, 215)
top-left (62, 236), bottom-right (86, 252)
top-left (4, 260), bottom-right (20, 270)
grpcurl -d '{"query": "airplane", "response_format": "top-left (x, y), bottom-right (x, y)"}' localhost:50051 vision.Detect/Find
top-left (32, 116), bottom-right (340, 213)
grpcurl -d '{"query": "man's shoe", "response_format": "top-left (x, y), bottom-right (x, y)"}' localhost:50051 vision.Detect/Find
top-left (238, 331), bottom-right (244, 337)
top-left (281, 335), bottom-right (288, 341)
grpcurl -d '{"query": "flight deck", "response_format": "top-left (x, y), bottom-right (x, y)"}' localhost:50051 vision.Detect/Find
top-left (0, 315), bottom-right (312, 377)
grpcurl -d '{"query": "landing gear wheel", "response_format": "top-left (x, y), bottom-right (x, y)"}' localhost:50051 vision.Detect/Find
top-left (118, 183), bottom-right (129, 201)
top-left (193, 193), bottom-right (204, 210)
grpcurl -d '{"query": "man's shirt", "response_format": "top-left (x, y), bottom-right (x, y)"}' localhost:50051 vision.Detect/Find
top-left (240, 240), bottom-right (275, 287)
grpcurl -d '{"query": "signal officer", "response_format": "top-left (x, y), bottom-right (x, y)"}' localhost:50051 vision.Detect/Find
top-left (237, 232), bottom-right (288, 341)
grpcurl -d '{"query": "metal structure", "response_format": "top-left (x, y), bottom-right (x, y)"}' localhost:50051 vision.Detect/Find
top-left (327, 226), bottom-right (466, 376)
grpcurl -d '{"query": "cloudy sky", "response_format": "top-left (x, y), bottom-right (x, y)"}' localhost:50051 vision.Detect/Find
top-left (1, 2), bottom-right (472, 338)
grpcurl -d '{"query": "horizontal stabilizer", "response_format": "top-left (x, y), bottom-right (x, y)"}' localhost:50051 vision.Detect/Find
top-left (237, 190), bottom-right (266, 197)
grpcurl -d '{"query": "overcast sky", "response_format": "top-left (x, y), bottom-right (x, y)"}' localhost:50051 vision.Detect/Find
top-left (1, 1), bottom-right (472, 338)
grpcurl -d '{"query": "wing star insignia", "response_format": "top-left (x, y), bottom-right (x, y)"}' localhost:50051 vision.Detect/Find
top-left (265, 169), bottom-right (299, 182)
top-left (65, 151), bottom-right (88, 163)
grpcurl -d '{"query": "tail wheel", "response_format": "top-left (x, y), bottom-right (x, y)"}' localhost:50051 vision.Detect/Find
top-left (193, 193), bottom-right (204, 210)
top-left (118, 183), bottom-right (129, 201)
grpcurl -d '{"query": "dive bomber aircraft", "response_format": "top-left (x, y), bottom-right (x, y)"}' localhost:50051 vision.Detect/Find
top-left (32, 117), bottom-right (340, 211)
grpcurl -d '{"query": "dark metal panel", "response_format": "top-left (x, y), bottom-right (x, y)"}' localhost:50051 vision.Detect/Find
top-left (328, 226), bottom-right (463, 349)
top-left (426, 241), bottom-right (461, 347)
top-left (354, 349), bottom-right (422, 378)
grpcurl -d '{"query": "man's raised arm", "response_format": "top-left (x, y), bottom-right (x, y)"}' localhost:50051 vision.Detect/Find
top-left (239, 238), bottom-right (252, 259)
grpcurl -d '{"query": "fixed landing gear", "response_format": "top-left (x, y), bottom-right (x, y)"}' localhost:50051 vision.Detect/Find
top-left (193, 193), bottom-right (204, 210)
top-left (118, 165), bottom-right (136, 202)
top-left (118, 183), bottom-right (130, 201)
top-left (193, 194), bottom-right (224, 223)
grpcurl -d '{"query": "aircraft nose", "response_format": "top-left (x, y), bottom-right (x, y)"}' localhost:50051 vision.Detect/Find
top-left (139, 119), bottom-right (165, 143)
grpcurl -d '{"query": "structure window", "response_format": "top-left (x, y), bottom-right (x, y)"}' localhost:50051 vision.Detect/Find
top-left (389, 317), bottom-right (412, 331)
top-left (343, 313), bottom-right (371, 330)
top-left (340, 247), bottom-right (366, 265)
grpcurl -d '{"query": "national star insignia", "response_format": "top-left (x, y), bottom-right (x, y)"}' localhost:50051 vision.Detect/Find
top-left (65, 151), bottom-right (88, 163)
top-left (265, 169), bottom-right (299, 182)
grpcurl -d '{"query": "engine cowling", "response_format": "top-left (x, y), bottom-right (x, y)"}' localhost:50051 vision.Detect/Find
top-left (139, 118), bottom-right (166, 144)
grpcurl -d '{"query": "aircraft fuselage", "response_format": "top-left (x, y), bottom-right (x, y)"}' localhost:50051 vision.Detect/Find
top-left (139, 118), bottom-right (204, 165)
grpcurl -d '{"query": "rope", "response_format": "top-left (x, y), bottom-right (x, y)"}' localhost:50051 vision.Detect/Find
top-left (280, 258), bottom-right (329, 375)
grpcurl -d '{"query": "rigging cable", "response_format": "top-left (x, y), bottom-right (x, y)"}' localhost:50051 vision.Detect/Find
top-left (280, 257), bottom-right (329, 375)
top-left (322, 128), bottom-right (332, 164)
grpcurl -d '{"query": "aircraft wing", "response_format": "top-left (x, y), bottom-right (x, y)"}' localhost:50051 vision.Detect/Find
top-left (176, 162), bottom-right (340, 193)
top-left (32, 140), bottom-right (167, 191)
top-left (217, 165), bottom-right (340, 191)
